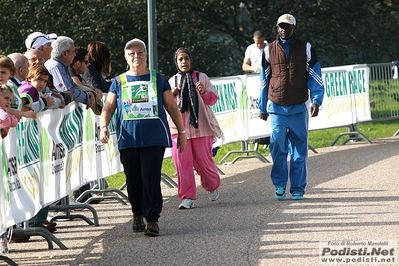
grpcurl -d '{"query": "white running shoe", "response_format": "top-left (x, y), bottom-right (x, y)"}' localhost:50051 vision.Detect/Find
top-left (208, 188), bottom-right (220, 201)
top-left (178, 198), bottom-right (194, 209)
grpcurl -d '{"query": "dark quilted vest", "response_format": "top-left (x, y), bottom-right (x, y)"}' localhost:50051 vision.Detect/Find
top-left (268, 35), bottom-right (308, 105)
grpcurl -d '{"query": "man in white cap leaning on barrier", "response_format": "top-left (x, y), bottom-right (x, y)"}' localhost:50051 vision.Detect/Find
top-left (25, 32), bottom-right (54, 61)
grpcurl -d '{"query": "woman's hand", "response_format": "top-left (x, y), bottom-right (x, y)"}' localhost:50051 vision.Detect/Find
top-left (195, 81), bottom-right (205, 95)
top-left (100, 127), bottom-right (109, 143)
top-left (171, 86), bottom-right (180, 96)
top-left (177, 133), bottom-right (187, 153)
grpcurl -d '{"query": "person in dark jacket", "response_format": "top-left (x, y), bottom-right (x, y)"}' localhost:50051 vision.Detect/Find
top-left (82, 41), bottom-right (112, 93)
top-left (258, 14), bottom-right (325, 200)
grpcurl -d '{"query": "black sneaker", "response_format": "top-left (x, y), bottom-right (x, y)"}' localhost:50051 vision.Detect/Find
top-left (133, 214), bottom-right (145, 232)
top-left (144, 222), bottom-right (159, 237)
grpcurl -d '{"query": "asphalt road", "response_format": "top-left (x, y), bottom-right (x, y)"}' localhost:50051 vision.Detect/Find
top-left (2, 137), bottom-right (399, 266)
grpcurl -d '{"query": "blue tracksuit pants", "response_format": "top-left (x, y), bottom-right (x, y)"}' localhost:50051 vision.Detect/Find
top-left (269, 110), bottom-right (309, 195)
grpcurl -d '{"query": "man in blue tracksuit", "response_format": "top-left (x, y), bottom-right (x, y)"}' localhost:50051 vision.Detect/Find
top-left (258, 14), bottom-right (325, 200)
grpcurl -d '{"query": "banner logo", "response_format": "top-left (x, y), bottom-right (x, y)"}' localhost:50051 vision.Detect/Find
top-left (59, 107), bottom-right (84, 150)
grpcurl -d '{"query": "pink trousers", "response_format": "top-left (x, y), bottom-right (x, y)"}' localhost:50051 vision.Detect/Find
top-left (171, 135), bottom-right (220, 200)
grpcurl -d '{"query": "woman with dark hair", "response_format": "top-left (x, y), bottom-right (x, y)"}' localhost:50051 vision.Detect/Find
top-left (168, 47), bottom-right (223, 210)
top-left (82, 41), bottom-right (112, 93)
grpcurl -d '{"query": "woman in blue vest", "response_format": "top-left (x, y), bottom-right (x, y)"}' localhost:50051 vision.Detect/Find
top-left (99, 38), bottom-right (186, 237)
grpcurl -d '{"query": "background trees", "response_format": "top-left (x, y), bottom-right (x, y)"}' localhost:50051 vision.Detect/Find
top-left (1, 0), bottom-right (398, 79)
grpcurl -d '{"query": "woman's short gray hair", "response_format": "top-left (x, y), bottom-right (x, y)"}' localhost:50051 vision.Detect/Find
top-left (51, 36), bottom-right (74, 58)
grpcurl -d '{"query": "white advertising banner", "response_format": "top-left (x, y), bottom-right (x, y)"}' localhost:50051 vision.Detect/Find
top-left (39, 107), bottom-right (68, 205)
top-left (310, 64), bottom-right (372, 130)
top-left (60, 105), bottom-right (85, 198)
top-left (2, 125), bottom-right (41, 228)
top-left (210, 76), bottom-right (246, 147)
top-left (1, 102), bottom-right (122, 227)
top-left (91, 112), bottom-right (122, 179)
top-left (242, 74), bottom-right (272, 139)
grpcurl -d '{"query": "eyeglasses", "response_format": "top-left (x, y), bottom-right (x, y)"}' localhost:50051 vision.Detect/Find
top-left (127, 51), bottom-right (145, 57)
top-left (66, 49), bottom-right (76, 54)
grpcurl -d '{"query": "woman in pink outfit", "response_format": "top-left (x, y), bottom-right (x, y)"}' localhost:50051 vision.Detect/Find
top-left (168, 47), bottom-right (223, 209)
top-left (0, 84), bottom-right (19, 138)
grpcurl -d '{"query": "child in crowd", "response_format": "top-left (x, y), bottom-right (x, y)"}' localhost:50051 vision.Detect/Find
top-left (18, 65), bottom-right (54, 111)
top-left (0, 84), bottom-right (19, 138)
top-left (0, 55), bottom-right (36, 120)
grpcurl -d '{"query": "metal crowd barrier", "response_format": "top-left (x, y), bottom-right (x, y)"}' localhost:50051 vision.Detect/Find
top-left (322, 62), bottom-right (399, 145)
top-left (368, 62), bottom-right (399, 135)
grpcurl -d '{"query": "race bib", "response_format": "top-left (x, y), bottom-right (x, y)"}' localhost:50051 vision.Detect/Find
top-left (120, 70), bottom-right (158, 120)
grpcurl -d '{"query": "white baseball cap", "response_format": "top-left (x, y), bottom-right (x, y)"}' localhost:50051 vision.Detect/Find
top-left (47, 33), bottom-right (58, 40)
top-left (277, 14), bottom-right (296, 26)
top-left (25, 32), bottom-right (54, 49)
top-left (124, 38), bottom-right (147, 53)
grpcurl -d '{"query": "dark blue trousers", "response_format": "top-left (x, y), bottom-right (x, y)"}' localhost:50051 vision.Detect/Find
top-left (120, 146), bottom-right (165, 223)
top-left (269, 110), bottom-right (309, 195)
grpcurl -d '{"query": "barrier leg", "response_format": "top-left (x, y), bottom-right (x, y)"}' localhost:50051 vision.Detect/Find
top-left (219, 141), bottom-right (270, 164)
top-left (12, 227), bottom-right (67, 250)
top-left (0, 256), bottom-right (18, 266)
top-left (119, 182), bottom-right (127, 190)
top-left (331, 124), bottom-right (372, 146)
top-left (48, 196), bottom-right (100, 226)
top-left (77, 179), bottom-right (129, 205)
top-left (118, 171), bottom-right (178, 191)
top-left (161, 173), bottom-right (178, 188)
top-left (216, 166), bottom-right (225, 175)
top-left (308, 144), bottom-right (318, 154)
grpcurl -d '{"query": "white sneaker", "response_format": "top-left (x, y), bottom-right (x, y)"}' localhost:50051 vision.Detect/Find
top-left (178, 199), bottom-right (194, 209)
top-left (208, 188), bottom-right (220, 201)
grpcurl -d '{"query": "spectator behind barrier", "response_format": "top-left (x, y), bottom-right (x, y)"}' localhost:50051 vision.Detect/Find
top-left (0, 84), bottom-right (19, 138)
top-left (242, 30), bottom-right (268, 74)
top-left (18, 65), bottom-right (54, 111)
top-left (7, 53), bottom-right (29, 88)
top-left (25, 48), bottom-right (70, 108)
top-left (82, 41), bottom-right (112, 93)
top-left (0, 55), bottom-right (36, 120)
top-left (45, 36), bottom-right (94, 108)
top-left (68, 47), bottom-right (103, 101)
top-left (69, 47), bottom-right (106, 202)
top-left (25, 32), bottom-right (55, 61)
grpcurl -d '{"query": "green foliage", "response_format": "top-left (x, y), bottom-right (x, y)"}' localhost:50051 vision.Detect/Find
top-left (2, 0), bottom-right (399, 79)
